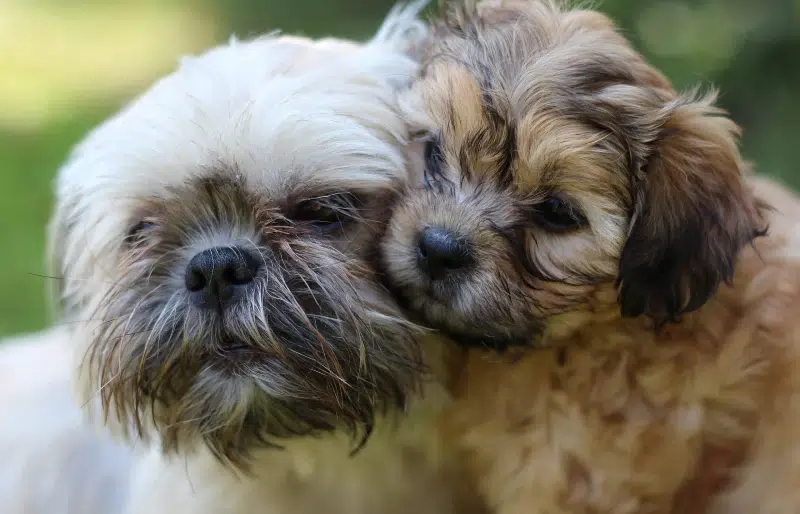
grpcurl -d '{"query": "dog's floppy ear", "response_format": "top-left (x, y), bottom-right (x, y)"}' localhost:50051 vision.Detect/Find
top-left (617, 92), bottom-right (767, 326)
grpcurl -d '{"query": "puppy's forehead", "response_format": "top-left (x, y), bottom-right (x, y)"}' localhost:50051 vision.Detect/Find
top-left (423, 59), bottom-right (612, 194)
top-left (418, 3), bottom-right (666, 194)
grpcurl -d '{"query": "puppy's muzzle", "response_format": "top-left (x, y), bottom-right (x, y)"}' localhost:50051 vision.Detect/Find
top-left (184, 245), bottom-right (262, 310)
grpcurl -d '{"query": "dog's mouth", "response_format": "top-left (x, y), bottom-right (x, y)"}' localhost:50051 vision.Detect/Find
top-left (223, 342), bottom-right (251, 353)
top-left (206, 338), bottom-right (274, 366)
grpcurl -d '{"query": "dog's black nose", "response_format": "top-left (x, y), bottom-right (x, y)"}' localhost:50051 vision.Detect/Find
top-left (185, 246), bottom-right (261, 309)
top-left (417, 227), bottom-right (473, 280)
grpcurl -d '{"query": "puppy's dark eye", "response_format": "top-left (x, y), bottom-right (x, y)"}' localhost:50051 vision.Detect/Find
top-left (125, 220), bottom-right (157, 243)
top-left (292, 192), bottom-right (363, 231)
top-left (423, 137), bottom-right (450, 192)
top-left (533, 196), bottom-right (587, 233)
top-left (424, 138), bottom-right (443, 175)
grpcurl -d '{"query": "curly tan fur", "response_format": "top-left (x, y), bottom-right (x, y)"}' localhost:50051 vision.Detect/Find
top-left (383, 1), bottom-right (800, 513)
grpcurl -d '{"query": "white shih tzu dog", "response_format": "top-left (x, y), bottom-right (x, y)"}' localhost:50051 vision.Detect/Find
top-left (0, 3), bottom-right (478, 513)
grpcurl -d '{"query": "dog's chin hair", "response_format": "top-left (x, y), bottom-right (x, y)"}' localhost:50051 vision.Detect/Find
top-left (377, 267), bottom-right (536, 352)
top-left (83, 244), bottom-right (425, 471)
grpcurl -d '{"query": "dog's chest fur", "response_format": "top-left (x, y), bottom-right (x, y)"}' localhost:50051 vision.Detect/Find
top-left (124, 376), bottom-right (479, 514)
top-left (446, 232), bottom-right (800, 514)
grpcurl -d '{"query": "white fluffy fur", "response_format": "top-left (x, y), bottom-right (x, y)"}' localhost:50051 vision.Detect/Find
top-left (0, 328), bottom-right (134, 514)
top-left (0, 4), bottom-right (466, 513)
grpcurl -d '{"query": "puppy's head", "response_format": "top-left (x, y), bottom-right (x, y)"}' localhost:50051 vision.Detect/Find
top-left (50, 4), bottom-right (427, 469)
top-left (383, 0), bottom-right (766, 349)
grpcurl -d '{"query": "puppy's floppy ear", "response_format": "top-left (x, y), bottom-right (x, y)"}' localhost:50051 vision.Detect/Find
top-left (617, 92), bottom-right (767, 326)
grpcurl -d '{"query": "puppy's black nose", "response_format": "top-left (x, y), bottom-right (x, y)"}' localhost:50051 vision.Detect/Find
top-left (417, 227), bottom-right (473, 280)
top-left (185, 246), bottom-right (261, 309)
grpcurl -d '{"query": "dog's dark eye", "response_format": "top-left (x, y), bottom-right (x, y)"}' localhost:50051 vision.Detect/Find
top-left (533, 196), bottom-right (587, 233)
top-left (125, 220), bottom-right (157, 243)
top-left (424, 138), bottom-right (443, 176)
top-left (292, 193), bottom-right (363, 231)
top-left (293, 201), bottom-right (341, 226)
top-left (423, 137), bottom-right (450, 192)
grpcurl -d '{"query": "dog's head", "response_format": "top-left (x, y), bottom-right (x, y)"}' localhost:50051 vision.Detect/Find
top-left (49, 4), bottom-right (427, 468)
top-left (382, 0), bottom-right (767, 349)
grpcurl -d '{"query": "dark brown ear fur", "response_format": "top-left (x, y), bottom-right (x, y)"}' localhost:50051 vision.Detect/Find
top-left (617, 93), bottom-right (768, 326)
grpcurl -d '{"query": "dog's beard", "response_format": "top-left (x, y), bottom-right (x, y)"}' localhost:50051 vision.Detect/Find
top-left (85, 233), bottom-right (422, 469)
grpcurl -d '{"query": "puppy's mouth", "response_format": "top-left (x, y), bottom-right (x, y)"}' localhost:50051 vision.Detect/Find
top-left (450, 332), bottom-right (532, 352)
top-left (423, 277), bottom-right (464, 304)
top-left (378, 265), bottom-right (535, 352)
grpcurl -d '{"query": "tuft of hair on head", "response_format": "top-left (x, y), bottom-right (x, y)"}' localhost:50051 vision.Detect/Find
top-left (433, 0), bottom-right (564, 34)
top-left (372, 0), bottom-right (431, 59)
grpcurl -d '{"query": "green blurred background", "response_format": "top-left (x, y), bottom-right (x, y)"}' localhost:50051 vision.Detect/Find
top-left (0, 0), bottom-right (797, 337)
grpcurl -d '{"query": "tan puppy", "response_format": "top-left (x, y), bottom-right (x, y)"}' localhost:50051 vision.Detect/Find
top-left (382, 1), bottom-right (800, 513)
top-left (0, 4), bottom-right (479, 513)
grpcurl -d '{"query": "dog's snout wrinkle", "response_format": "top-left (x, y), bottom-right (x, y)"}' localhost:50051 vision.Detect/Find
top-left (185, 246), bottom-right (262, 309)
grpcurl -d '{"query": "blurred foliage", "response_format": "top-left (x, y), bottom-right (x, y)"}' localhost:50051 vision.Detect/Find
top-left (0, 0), bottom-right (797, 337)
